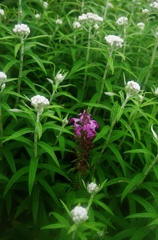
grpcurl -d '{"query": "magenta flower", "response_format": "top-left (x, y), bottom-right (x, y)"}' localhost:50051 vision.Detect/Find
top-left (70, 110), bottom-right (99, 174)
top-left (70, 110), bottom-right (99, 139)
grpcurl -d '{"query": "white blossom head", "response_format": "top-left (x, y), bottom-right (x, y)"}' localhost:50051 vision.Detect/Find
top-left (55, 70), bottom-right (67, 85)
top-left (142, 8), bottom-right (149, 14)
top-left (94, 23), bottom-right (99, 30)
top-left (71, 206), bottom-right (88, 224)
top-left (78, 12), bottom-right (103, 23)
top-left (104, 35), bottom-right (124, 48)
top-left (154, 88), bottom-right (158, 96)
top-left (87, 182), bottom-right (99, 195)
top-left (35, 13), bottom-right (41, 20)
top-left (137, 22), bottom-right (145, 31)
top-left (116, 16), bottom-right (128, 26)
top-left (0, 9), bottom-right (4, 17)
top-left (150, 2), bottom-right (158, 10)
top-left (73, 21), bottom-right (81, 29)
top-left (31, 95), bottom-right (49, 114)
top-left (107, 2), bottom-right (114, 8)
top-left (43, 1), bottom-right (48, 9)
top-left (125, 81), bottom-right (140, 94)
top-left (0, 71), bottom-right (7, 84)
top-left (56, 19), bottom-right (62, 25)
top-left (13, 24), bottom-right (30, 38)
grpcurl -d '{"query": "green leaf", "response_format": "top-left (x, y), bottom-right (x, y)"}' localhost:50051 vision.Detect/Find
top-left (126, 213), bottom-right (158, 219)
top-left (14, 196), bottom-right (31, 220)
top-left (36, 176), bottom-right (60, 206)
top-left (4, 59), bottom-right (18, 73)
top-left (38, 163), bottom-right (70, 181)
top-left (58, 135), bottom-right (65, 158)
top-left (108, 143), bottom-right (126, 176)
top-left (121, 174), bottom-right (143, 201)
top-left (28, 157), bottom-right (38, 195)
top-left (26, 52), bottom-right (47, 75)
top-left (41, 223), bottom-right (68, 230)
top-left (3, 148), bottom-right (16, 173)
top-left (4, 166), bottom-right (29, 195)
top-left (54, 91), bottom-right (79, 102)
top-left (93, 125), bottom-right (110, 142)
top-left (130, 226), bottom-right (150, 240)
top-left (0, 174), bottom-right (9, 182)
top-left (38, 141), bottom-right (59, 166)
top-left (12, 221), bottom-right (33, 240)
top-left (32, 185), bottom-right (40, 223)
top-left (124, 148), bottom-right (155, 158)
top-left (131, 193), bottom-right (156, 213)
top-left (108, 56), bottom-right (114, 74)
top-left (3, 128), bottom-right (33, 143)
top-left (14, 43), bottom-right (21, 58)
top-left (93, 199), bottom-right (114, 216)
top-left (60, 200), bottom-right (71, 217)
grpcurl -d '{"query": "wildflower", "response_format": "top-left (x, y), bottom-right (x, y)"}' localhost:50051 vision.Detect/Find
top-left (125, 81), bottom-right (140, 94)
top-left (71, 206), bottom-right (88, 224)
top-left (104, 35), bottom-right (124, 48)
top-left (70, 110), bottom-right (99, 139)
top-left (137, 22), bottom-right (145, 30)
top-left (13, 23), bottom-right (30, 38)
top-left (150, 2), bottom-right (158, 10)
top-left (87, 182), bottom-right (99, 195)
top-left (116, 16), bottom-right (128, 26)
top-left (55, 70), bottom-right (67, 85)
top-left (0, 72), bottom-right (7, 84)
top-left (142, 8), bottom-right (149, 14)
top-left (35, 13), bottom-right (41, 19)
top-left (155, 88), bottom-right (158, 96)
top-left (43, 1), bottom-right (48, 9)
top-left (78, 12), bottom-right (103, 23)
top-left (94, 23), bottom-right (99, 30)
top-left (107, 2), bottom-right (114, 8)
top-left (73, 21), bottom-right (81, 29)
top-left (0, 9), bottom-right (4, 16)
top-left (56, 19), bottom-right (62, 25)
top-left (31, 95), bottom-right (49, 114)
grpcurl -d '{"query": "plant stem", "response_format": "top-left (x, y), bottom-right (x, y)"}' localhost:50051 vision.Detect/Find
top-left (15, 36), bottom-right (24, 106)
top-left (18, 0), bottom-right (22, 24)
top-left (83, 25), bottom-right (91, 91)
top-left (34, 112), bottom-right (40, 158)
top-left (144, 37), bottom-right (158, 88)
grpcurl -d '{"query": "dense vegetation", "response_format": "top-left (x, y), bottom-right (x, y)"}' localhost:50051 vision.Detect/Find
top-left (0, 0), bottom-right (158, 239)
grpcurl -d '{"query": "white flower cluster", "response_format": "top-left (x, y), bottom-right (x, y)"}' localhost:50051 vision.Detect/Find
top-left (13, 24), bottom-right (30, 38)
top-left (137, 22), bottom-right (145, 30)
top-left (43, 1), bottom-right (48, 9)
top-left (71, 206), bottom-right (88, 224)
top-left (31, 95), bottom-right (49, 114)
top-left (0, 9), bottom-right (4, 16)
top-left (142, 8), bottom-right (149, 14)
top-left (87, 182), bottom-right (99, 195)
top-left (73, 21), bottom-right (81, 29)
top-left (55, 70), bottom-right (67, 84)
top-left (150, 2), bottom-right (158, 10)
top-left (105, 35), bottom-right (124, 48)
top-left (116, 16), bottom-right (128, 26)
top-left (56, 19), bottom-right (62, 25)
top-left (154, 88), bottom-right (158, 96)
top-left (78, 12), bottom-right (103, 23)
top-left (125, 81), bottom-right (140, 94)
top-left (0, 71), bottom-right (7, 92)
top-left (35, 13), bottom-right (41, 19)
top-left (0, 72), bottom-right (7, 83)
top-left (107, 2), bottom-right (114, 8)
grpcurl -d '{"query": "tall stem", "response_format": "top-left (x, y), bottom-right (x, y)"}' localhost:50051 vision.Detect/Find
top-left (144, 37), bottom-right (158, 88)
top-left (34, 112), bottom-right (40, 158)
top-left (83, 26), bottom-right (91, 91)
top-left (15, 37), bottom-right (24, 107)
top-left (18, 0), bottom-right (22, 24)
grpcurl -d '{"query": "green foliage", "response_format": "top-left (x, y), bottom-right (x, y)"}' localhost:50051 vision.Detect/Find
top-left (0, 0), bottom-right (158, 239)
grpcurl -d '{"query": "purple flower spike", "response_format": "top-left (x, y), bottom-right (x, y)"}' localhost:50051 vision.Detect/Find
top-left (70, 110), bottom-right (99, 139)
